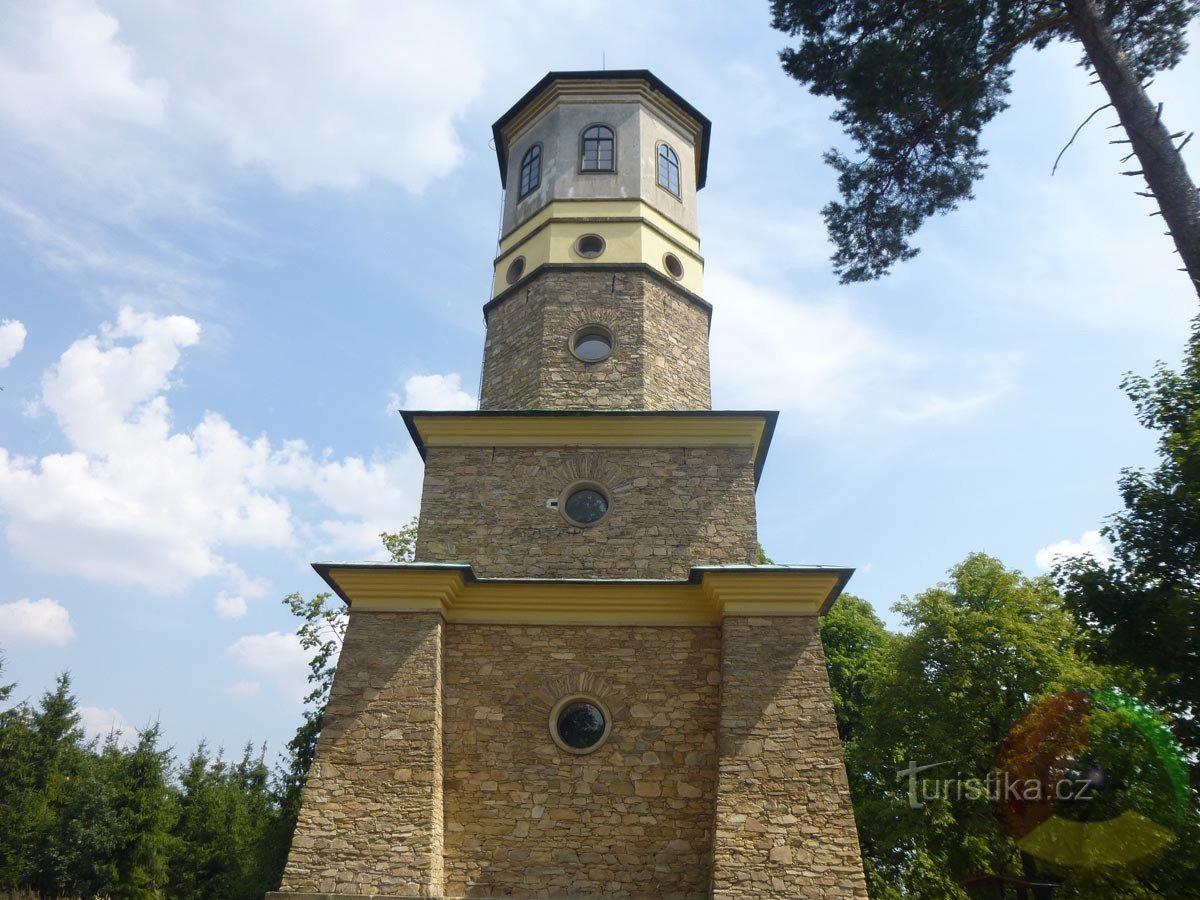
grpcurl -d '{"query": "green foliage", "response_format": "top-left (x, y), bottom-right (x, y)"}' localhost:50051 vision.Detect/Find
top-left (829, 553), bottom-right (1199, 897)
top-left (1058, 318), bottom-right (1200, 762)
top-left (819, 592), bottom-right (892, 744)
top-left (381, 518), bottom-right (419, 564)
top-left (768, 0), bottom-right (1198, 282)
top-left (0, 519), bottom-right (421, 897)
top-left (0, 672), bottom-right (179, 898)
top-left (167, 743), bottom-right (279, 899)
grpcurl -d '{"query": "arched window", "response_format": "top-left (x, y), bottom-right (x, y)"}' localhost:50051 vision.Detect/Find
top-left (657, 143), bottom-right (680, 197)
top-left (580, 125), bottom-right (615, 172)
top-left (518, 144), bottom-right (541, 198)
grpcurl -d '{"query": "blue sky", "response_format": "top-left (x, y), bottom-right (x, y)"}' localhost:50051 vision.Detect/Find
top-left (1, 0), bottom-right (1197, 759)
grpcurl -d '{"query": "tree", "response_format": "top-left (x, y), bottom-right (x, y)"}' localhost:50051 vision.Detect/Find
top-left (769, 0), bottom-right (1200, 296)
top-left (26, 676), bottom-right (88, 894)
top-left (849, 554), bottom-right (1125, 897)
top-left (818, 594), bottom-right (902, 896)
top-left (169, 742), bottom-right (278, 900)
top-left (1057, 317), bottom-right (1200, 762)
top-left (0, 657), bottom-right (40, 889)
top-left (820, 592), bottom-right (892, 745)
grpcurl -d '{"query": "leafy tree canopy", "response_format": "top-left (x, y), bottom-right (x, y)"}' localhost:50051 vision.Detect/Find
top-left (1058, 318), bottom-right (1200, 761)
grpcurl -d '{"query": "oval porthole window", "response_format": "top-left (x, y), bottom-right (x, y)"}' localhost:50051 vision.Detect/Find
top-left (550, 695), bottom-right (611, 754)
top-left (663, 252), bottom-right (684, 280)
top-left (560, 482), bottom-right (610, 527)
top-left (575, 234), bottom-right (606, 258)
top-left (505, 256), bottom-right (526, 286)
top-left (570, 324), bottom-right (614, 363)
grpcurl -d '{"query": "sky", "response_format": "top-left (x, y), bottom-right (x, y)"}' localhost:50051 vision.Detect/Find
top-left (0, 0), bottom-right (1197, 760)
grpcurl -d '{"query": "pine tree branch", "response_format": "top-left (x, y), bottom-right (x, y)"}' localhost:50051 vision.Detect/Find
top-left (1053, 103), bottom-right (1114, 175)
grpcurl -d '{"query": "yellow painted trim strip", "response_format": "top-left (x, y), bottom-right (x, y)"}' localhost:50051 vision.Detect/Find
top-left (495, 217), bottom-right (704, 267)
top-left (411, 415), bottom-right (765, 459)
top-left (501, 198), bottom-right (701, 251)
top-left (322, 568), bottom-right (839, 625)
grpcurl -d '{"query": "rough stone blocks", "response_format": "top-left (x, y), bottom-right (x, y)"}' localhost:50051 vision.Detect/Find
top-left (280, 612), bottom-right (446, 898)
top-left (480, 267), bottom-right (712, 412)
top-left (710, 616), bottom-right (870, 899)
top-left (414, 445), bottom-right (759, 580)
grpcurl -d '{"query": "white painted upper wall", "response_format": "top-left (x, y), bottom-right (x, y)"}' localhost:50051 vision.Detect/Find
top-left (501, 95), bottom-right (701, 237)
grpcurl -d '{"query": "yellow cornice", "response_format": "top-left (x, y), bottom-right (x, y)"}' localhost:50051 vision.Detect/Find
top-left (407, 413), bottom-right (767, 457)
top-left (314, 565), bottom-right (849, 626)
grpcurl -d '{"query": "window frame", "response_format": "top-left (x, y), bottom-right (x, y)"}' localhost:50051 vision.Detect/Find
top-left (557, 479), bottom-right (612, 527)
top-left (549, 693), bottom-right (612, 754)
top-left (657, 141), bottom-right (681, 198)
top-left (518, 143), bottom-right (542, 199)
top-left (579, 124), bottom-right (616, 173)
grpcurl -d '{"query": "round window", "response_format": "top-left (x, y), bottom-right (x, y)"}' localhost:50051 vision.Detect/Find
top-left (575, 234), bottom-right (606, 258)
top-left (570, 324), bottom-right (613, 363)
top-left (505, 256), bottom-right (526, 286)
top-left (563, 486), bottom-right (609, 526)
top-left (663, 252), bottom-right (684, 279)
top-left (550, 696), bottom-right (611, 754)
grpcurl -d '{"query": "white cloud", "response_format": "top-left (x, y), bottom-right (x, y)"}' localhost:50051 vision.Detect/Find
top-left (0, 320), bottom-right (26, 368)
top-left (0, 597), bottom-right (75, 646)
top-left (79, 705), bottom-right (134, 747)
top-left (0, 0), bottom-right (165, 143)
top-left (226, 680), bottom-right (261, 698)
top-left (1035, 530), bottom-right (1114, 571)
top-left (708, 270), bottom-right (1016, 429)
top-left (129, 2), bottom-right (490, 192)
top-left (227, 631), bottom-right (311, 702)
top-left (0, 0), bottom-right (492, 195)
top-left (0, 0), bottom-right (523, 311)
top-left (214, 593), bottom-right (248, 620)
top-left (400, 373), bottom-right (477, 411)
top-left (0, 308), bottom-right (423, 595)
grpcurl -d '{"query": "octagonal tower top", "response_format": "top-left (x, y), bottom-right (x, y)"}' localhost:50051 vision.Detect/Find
top-left (489, 70), bottom-right (711, 297)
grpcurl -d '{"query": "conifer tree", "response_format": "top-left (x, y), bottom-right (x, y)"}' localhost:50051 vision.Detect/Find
top-left (769, 0), bottom-right (1200, 296)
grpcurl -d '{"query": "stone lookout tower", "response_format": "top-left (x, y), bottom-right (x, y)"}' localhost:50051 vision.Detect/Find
top-left (273, 70), bottom-right (868, 899)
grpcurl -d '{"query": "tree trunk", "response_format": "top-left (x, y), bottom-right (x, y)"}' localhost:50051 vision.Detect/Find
top-left (1064, 0), bottom-right (1200, 301)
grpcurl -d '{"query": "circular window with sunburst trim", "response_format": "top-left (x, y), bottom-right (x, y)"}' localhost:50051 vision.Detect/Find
top-left (559, 481), bottom-right (610, 527)
top-left (549, 694), bottom-right (611, 754)
top-left (569, 323), bottom-right (614, 363)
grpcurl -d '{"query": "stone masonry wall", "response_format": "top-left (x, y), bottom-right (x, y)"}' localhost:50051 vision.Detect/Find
top-left (479, 268), bottom-right (711, 411)
top-left (414, 445), bottom-right (758, 579)
top-left (442, 623), bottom-right (721, 898)
top-left (643, 276), bottom-right (711, 410)
top-left (710, 616), bottom-right (869, 899)
top-left (280, 611), bottom-right (446, 898)
top-left (478, 284), bottom-right (546, 411)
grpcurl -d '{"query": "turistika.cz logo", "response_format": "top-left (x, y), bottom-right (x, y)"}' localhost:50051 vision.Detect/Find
top-left (901, 690), bottom-right (1189, 868)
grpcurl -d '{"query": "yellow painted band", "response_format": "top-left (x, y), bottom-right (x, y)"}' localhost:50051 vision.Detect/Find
top-left (500, 199), bottom-right (701, 251)
top-left (492, 215), bottom-right (703, 297)
top-left (409, 415), bottom-right (765, 460)
top-left (323, 568), bottom-right (839, 625)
